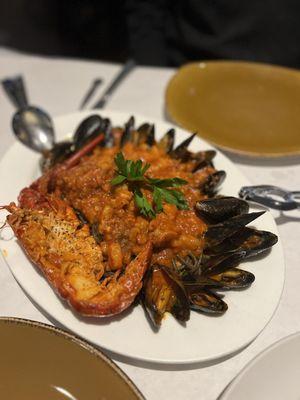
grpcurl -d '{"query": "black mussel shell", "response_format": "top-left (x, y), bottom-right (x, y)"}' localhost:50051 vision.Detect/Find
top-left (73, 114), bottom-right (103, 151)
top-left (196, 196), bottom-right (249, 223)
top-left (135, 123), bottom-right (155, 146)
top-left (201, 252), bottom-right (246, 276)
top-left (170, 133), bottom-right (196, 160)
top-left (158, 129), bottom-right (175, 153)
top-left (205, 268), bottom-right (255, 289)
top-left (40, 140), bottom-right (73, 172)
top-left (120, 116), bottom-right (135, 147)
top-left (204, 211), bottom-right (265, 248)
top-left (101, 118), bottom-right (114, 148)
top-left (132, 122), bottom-right (150, 145)
top-left (192, 150), bottom-right (216, 172)
top-left (146, 124), bottom-right (155, 146)
top-left (200, 171), bottom-right (226, 196)
top-left (188, 288), bottom-right (228, 314)
top-left (205, 227), bottom-right (278, 258)
top-left (142, 265), bottom-right (190, 327)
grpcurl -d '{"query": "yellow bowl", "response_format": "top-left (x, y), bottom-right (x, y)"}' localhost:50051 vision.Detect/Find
top-left (0, 318), bottom-right (143, 399)
top-left (166, 61), bottom-right (300, 157)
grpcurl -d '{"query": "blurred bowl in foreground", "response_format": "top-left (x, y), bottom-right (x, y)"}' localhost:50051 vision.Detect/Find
top-left (0, 317), bottom-right (143, 400)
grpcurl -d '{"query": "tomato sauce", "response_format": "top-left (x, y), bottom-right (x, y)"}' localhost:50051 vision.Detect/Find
top-left (55, 142), bottom-right (212, 271)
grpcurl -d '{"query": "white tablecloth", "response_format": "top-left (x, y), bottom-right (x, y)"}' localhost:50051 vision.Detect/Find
top-left (0, 47), bottom-right (300, 400)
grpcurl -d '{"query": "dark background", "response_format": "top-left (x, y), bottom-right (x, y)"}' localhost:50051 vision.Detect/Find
top-left (1, 0), bottom-right (300, 68)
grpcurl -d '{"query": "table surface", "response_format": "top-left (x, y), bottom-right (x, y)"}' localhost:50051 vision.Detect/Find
top-left (0, 47), bottom-right (300, 400)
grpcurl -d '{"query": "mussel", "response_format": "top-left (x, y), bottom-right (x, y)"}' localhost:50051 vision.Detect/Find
top-left (200, 171), bottom-right (226, 195)
top-left (204, 268), bottom-right (255, 289)
top-left (188, 288), bottom-right (228, 314)
top-left (205, 227), bottom-right (278, 258)
top-left (142, 265), bottom-right (190, 327)
top-left (101, 118), bottom-right (114, 148)
top-left (157, 129), bottom-right (175, 153)
top-left (196, 197), bottom-right (249, 223)
top-left (73, 114), bottom-right (103, 151)
top-left (204, 211), bottom-right (265, 248)
top-left (196, 197), bottom-right (277, 258)
top-left (123, 121), bottom-right (156, 147)
top-left (170, 133), bottom-right (196, 161)
top-left (201, 252), bottom-right (246, 276)
top-left (192, 150), bottom-right (216, 172)
top-left (120, 116), bottom-right (135, 147)
top-left (40, 114), bottom-right (110, 172)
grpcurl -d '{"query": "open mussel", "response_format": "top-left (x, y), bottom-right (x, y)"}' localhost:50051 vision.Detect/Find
top-left (192, 150), bottom-right (216, 172)
top-left (196, 197), bottom-right (278, 260)
top-left (204, 211), bottom-right (265, 248)
top-left (173, 251), bottom-right (252, 288)
top-left (157, 129), bottom-right (175, 153)
top-left (201, 252), bottom-right (246, 276)
top-left (170, 133), bottom-right (196, 161)
top-left (166, 131), bottom-right (219, 176)
top-left (204, 268), bottom-right (255, 289)
top-left (205, 227), bottom-right (278, 258)
top-left (120, 116), bottom-right (135, 147)
top-left (142, 265), bottom-right (190, 328)
top-left (200, 170), bottom-right (226, 196)
top-left (137, 123), bottom-right (155, 146)
top-left (188, 288), bottom-right (228, 314)
top-left (131, 121), bottom-right (156, 147)
top-left (170, 250), bottom-right (254, 314)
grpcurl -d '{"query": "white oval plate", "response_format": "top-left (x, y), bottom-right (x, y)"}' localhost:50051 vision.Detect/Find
top-left (0, 110), bottom-right (284, 364)
top-left (220, 332), bottom-right (300, 400)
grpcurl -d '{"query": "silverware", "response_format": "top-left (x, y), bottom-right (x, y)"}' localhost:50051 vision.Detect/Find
top-left (239, 185), bottom-right (300, 210)
top-left (79, 78), bottom-right (103, 110)
top-left (1, 76), bottom-right (55, 153)
top-left (92, 59), bottom-right (136, 109)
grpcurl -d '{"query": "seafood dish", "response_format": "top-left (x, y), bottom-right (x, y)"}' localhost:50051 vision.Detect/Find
top-left (2, 114), bottom-right (278, 329)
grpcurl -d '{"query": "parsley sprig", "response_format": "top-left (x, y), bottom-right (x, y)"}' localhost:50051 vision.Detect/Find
top-left (111, 152), bottom-right (189, 218)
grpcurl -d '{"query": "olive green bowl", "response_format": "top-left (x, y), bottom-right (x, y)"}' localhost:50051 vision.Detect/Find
top-left (0, 317), bottom-right (144, 400)
top-left (166, 60), bottom-right (300, 157)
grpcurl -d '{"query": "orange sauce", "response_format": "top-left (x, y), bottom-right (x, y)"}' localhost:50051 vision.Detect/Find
top-left (56, 142), bottom-right (211, 270)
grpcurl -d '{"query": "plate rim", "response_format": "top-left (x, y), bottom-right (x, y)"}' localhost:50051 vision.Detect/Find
top-left (0, 109), bottom-right (285, 364)
top-left (219, 331), bottom-right (300, 399)
top-left (165, 60), bottom-right (300, 158)
top-left (0, 316), bottom-right (145, 399)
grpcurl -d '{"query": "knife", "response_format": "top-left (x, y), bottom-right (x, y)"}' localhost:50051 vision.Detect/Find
top-left (92, 59), bottom-right (136, 109)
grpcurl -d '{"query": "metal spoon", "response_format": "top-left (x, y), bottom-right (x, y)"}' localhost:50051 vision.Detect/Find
top-left (2, 76), bottom-right (55, 153)
top-left (239, 185), bottom-right (300, 211)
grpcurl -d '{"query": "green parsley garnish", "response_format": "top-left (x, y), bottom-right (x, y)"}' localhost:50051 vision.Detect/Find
top-left (111, 152), bottom-right (189, 218)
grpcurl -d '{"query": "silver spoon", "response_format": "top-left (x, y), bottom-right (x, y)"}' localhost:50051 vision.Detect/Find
top-left (239, 185), bottom-right (300, 210)
top-left (2, 76), bottom-right (55, 153)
